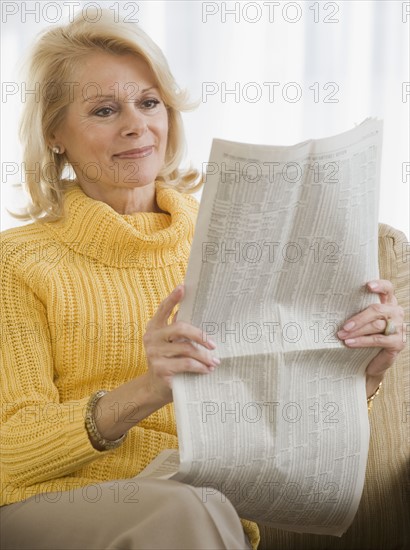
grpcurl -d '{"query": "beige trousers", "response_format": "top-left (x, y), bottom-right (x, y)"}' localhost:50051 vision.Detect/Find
top-left (0, 478), bottom-right (252, 550)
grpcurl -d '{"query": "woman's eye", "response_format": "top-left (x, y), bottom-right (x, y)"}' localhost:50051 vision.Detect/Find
top-left (141, 98), bottom-right (161, 110)
top-left (94, 107), bottom-right (115, 117)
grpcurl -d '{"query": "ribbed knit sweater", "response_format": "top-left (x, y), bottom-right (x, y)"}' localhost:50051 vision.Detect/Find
top-left (0, 182), bottom-right (259, 548)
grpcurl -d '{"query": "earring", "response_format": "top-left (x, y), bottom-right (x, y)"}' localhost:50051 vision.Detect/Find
top-left (52, 145), bottom-right (61, 154)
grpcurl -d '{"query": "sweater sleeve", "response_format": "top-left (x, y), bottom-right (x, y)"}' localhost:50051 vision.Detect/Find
top-left (0, 238), bottom-right (103, 488)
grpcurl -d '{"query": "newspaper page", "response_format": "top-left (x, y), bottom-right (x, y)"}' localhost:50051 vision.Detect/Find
top-left (142, 119), bottom-right (383, 536)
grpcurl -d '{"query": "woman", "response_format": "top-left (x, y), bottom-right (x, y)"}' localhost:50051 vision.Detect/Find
top-left (0, 10), bottom-right (404, 550)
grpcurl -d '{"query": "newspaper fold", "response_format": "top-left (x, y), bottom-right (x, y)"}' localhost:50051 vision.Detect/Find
top-left (138, 118), bottom-right (383, 536)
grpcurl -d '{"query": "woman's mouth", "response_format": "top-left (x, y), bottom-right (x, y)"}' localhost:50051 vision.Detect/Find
top-left (114, 146), bottom-right (154, 159)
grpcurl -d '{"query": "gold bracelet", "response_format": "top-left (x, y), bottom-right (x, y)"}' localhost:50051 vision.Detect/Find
top-left (367, 381), bottom-right (382, 412)
top-left (85, 390), bottom-right (126, 450)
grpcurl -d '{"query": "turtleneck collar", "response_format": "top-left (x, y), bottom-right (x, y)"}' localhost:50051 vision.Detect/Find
top-left (44, 182), bottom-right (199, 268)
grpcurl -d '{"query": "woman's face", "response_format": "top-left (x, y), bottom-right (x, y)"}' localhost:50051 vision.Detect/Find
top-left (54, 52), bottom-right (168, 194)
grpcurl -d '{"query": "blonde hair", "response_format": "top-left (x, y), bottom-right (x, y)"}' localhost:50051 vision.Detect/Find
top-left (14, 9), bottom-right (202, 222)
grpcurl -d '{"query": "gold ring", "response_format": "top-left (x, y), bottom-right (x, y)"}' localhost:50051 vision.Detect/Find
top-left (384, 319), bottom-right (397, 336)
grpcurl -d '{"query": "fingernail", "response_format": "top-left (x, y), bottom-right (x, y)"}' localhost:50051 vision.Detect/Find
top-left (343, 321), bottom-right (355, 331)
top-left (368, 282), bottom-right (378, 290)
top-left (209, 366), bottom-right (215, 372)
top-left (208, 339), bottom-right (217, 349)
top-left (212, 357), bottom-right (221, 366)
top-left (345, 338), bottom-right (356, 345)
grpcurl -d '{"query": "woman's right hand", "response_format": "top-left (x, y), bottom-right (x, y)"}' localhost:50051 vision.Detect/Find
top-left (91, 285), bottom-right (220, 446)
top-left (143, 285), bottom-right (220, 404)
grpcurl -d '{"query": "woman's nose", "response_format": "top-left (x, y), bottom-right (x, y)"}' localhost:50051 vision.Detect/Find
top-left (120, 108), bottom-right (147, 137)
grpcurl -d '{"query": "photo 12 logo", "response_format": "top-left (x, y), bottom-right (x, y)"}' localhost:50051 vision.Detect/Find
top-left (201, 2), bottom-right (340, 24)
top-left (202, 81), bottom-right (340, 104)
top-left (1, 2), bottom-right (140, 24)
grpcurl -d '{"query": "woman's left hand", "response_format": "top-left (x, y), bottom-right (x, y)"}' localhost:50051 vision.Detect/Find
top-left (337, 279), bottom-right (405, 397)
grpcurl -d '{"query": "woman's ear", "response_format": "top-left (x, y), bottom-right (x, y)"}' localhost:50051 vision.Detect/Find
top-left (49, 128), bottom-right (66, 154)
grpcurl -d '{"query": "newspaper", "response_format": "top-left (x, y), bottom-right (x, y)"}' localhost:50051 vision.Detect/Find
top-left (137, 118), bottom-right (383, 536)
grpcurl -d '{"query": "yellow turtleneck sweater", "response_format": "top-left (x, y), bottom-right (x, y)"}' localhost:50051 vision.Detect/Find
top-left (0, 183), bottom-right (259, 549)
